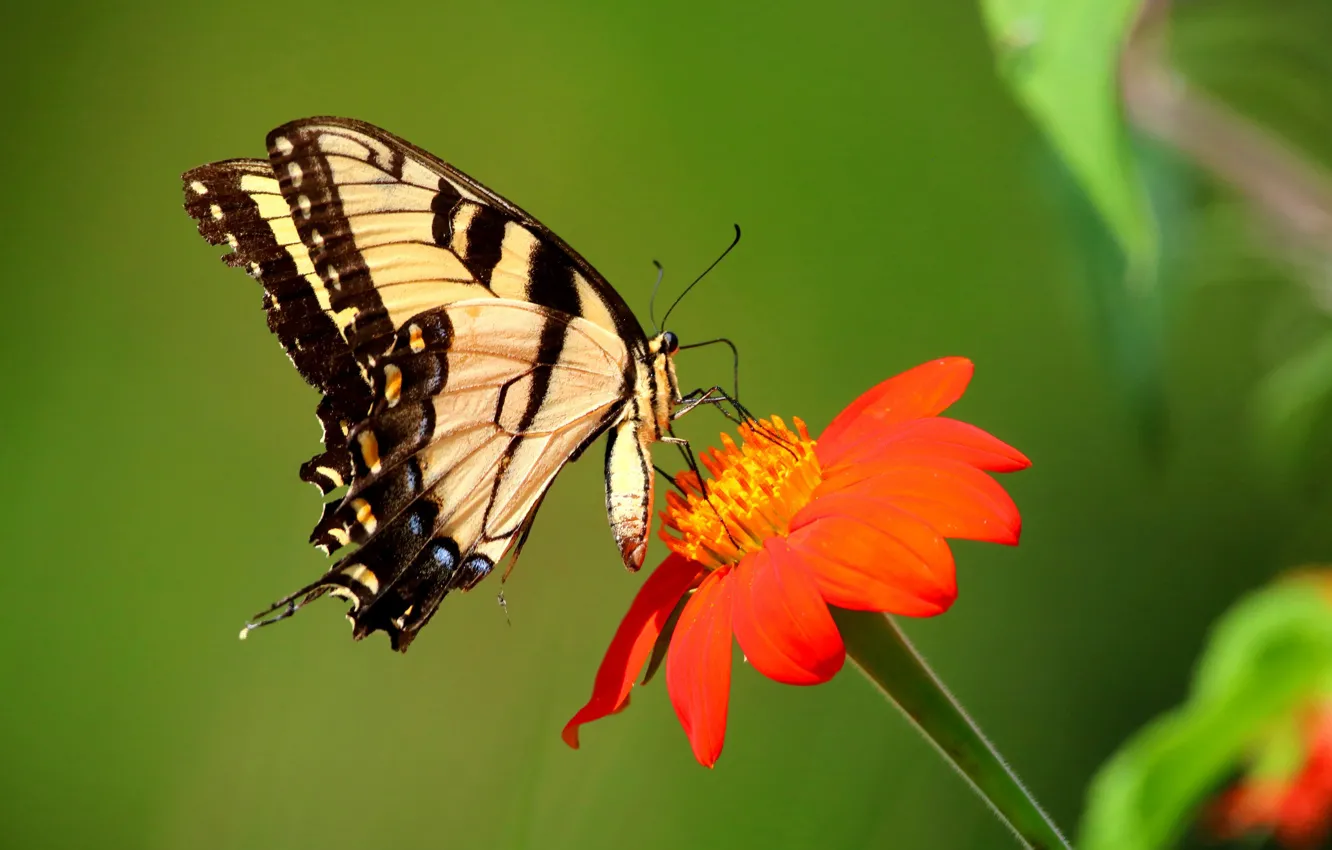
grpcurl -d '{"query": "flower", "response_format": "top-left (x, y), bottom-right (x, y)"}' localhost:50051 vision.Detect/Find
top-left (1209, 701), bottom-right (1332, 849)
top-left (563, 357), bottom-right (1030, 766)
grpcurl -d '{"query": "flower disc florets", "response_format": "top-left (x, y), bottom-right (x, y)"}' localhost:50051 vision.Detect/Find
top-left (659, 416), bottom-right (821, 570)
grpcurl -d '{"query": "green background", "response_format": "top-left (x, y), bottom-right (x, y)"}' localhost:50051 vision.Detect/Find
top-left (4, 2), bottom-right (1328, 848)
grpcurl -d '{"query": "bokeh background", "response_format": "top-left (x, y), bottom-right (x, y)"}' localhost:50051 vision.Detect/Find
top-left (5, 1), bottom-right (1332, 848)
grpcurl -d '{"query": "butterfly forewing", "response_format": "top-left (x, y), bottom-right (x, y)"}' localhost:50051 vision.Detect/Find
top-left (261, 117), bottom-right (645, 361)
top-left (183, 160), bottom-right (372, 494)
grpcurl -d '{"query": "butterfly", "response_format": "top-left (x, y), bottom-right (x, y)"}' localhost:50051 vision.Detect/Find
top-left (183, 117), bottom-right (721, 651)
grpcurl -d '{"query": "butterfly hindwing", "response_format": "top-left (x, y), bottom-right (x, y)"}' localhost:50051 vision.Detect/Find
top-left (289, 301), bottom-right (631, 649)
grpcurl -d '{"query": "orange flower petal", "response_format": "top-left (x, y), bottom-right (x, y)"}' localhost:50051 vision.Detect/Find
top-left (1277, 790), bottom-right (1332, 849)
top-left (820, 458), bottom-right (1022, 546)
top-left (666, 567), bottom-right (735, 768)
top-left (829, 417), bottom-right (1031, 473)
top-left (818, 358), bottom-right (974, 465)
top-left (731, 542), bottom-right (845, 686)
top-left (562, 553), bottom-right (704, 749)
top-left (788, 497), bottom-right (957, 614)
top-left (1208, 784), bottom-right (1287, 839)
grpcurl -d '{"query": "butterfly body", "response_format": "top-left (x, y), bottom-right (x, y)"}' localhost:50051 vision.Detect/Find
top-left (184, 117), bottom-right (682, 650)
top-left (607, 330), bottom-right (682, 569)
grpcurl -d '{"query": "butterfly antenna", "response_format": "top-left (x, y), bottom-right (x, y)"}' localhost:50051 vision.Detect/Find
top-left (660, 224), bottom-right (742, 330)
top-left (648, 260), bottom-right (666, 334)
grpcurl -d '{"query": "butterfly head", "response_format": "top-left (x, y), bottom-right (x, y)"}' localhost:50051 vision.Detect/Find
top-left (648, 329), bottom-right (682, 368)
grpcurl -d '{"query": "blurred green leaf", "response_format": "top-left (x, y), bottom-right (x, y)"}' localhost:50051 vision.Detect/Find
top-left (1036, 135), bottom-right (1193, 456)
top-left (1254, 332), bottom-right (1332, 482)
top-left (982, 0), bottom-right (1173, 451)
top-left (1165, 0), bottom-right (1332, 481)
top-left (1079, 575), bottom-right (1332, 850)
top-left (1248, 713), bottom-right (1304, 783)
top-left (980, 0), bottom-right (1157, 275)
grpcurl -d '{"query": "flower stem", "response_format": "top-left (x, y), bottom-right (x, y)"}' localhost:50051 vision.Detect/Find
top-left (832, 608), bottom-right (1072, 850)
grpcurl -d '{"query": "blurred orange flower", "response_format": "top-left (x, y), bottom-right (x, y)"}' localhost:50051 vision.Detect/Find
top-left (562, 357), bottom-right (1030, 766)
top-left (1210, 701), bottom-right (1332, 849)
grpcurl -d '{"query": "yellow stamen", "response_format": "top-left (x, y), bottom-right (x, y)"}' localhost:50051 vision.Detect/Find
top-left (660, 416), bottom-right (822, 570)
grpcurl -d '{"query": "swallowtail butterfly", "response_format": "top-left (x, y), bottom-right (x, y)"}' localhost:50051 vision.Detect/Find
top-left (183, 117), bottom-right (701, 651)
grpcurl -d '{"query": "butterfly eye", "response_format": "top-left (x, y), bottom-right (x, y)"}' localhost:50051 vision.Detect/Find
top-left (662, 331), bottom-right (680, 355)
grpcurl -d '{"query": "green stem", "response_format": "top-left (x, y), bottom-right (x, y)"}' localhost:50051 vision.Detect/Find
top-left (832, 608), bottom-right (1072, 850)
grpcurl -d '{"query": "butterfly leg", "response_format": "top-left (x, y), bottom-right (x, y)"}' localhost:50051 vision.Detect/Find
top-left (676, 385), bottom-right (796, 455)
top-left (654, 464), bottom-right (691, 495)
top-left (672, 385), bottom-right (730, 421)
top-left (674, 387), bottom-right (762, 441)
top-left (660, 433), bottom-right (744, 553)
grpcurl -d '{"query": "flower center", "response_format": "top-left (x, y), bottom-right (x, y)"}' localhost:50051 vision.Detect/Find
top-left (660, 416), bottom-right (822, 570)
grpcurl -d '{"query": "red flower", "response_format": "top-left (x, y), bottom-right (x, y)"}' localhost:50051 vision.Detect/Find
top-left (1210, 701), bottom-right (1332, 849)
top-left (563, 357), bottom-right (1030, 766)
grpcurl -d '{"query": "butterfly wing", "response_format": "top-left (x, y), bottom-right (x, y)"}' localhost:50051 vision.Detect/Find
top-left (184, 118), bottom-right (652, 649)
top-left (262, 115), bottom-right (645, 360)
top-left (183, 159), bottom-right (372, 494)
top-left (184, 116), bottom-right (649, 491)
top-left (276, 300), bottom-right (630, 650)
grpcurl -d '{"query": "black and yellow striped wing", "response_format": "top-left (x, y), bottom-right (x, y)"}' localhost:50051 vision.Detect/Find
top-left (184, 117), bottom-right (649, 650)
top-left (298, 299), bottom-right (631, 649)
